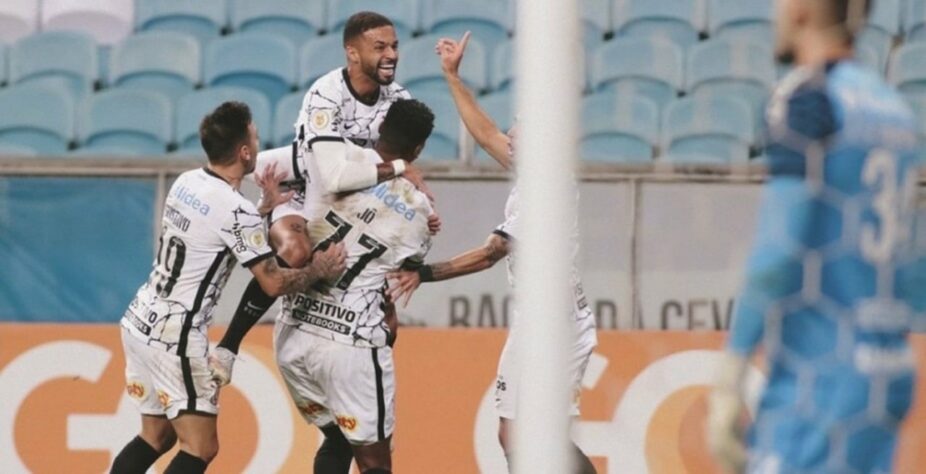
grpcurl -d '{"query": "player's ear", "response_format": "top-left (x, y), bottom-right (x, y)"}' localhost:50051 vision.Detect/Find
top-left (411, 143), bottom-right (425, 160)
top-left (345, 42), bottom-right (360, 64)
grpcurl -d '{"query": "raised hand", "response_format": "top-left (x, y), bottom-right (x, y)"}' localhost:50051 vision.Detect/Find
top-left (435, 31), bottom-right (471, 77)
top-left (255, 161), bottom-right (296, 216)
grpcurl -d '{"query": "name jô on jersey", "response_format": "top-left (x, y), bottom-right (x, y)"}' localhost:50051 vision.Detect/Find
top-left (172, 185), bottom-right (211, 216)
top-left (164, 205), bottom-right (191, 232)
top-left (363, 183), bottom-right (416, 221)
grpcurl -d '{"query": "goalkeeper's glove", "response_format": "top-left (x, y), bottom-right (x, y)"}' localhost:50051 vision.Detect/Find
top-left (707, 351), bottom-right (749, 474)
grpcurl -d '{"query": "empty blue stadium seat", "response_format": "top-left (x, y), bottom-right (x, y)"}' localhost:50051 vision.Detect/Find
top-left (9, 31), bottom-right (98, 99)
top-left (589, 37), bottom-right (683, 108)
top-left (856, 0), bottom-right (900, 72)
top-left (582, 0), bottom-right (611, 48)
top-left (662, 96), bottom-right (754, 163)
top-left (890, 42), bottom-right (926, 98)
top-left (42, 0), bottom-right (133, 45)
top-left (473, 91), bottom-right (513, 161)
top-left (0, 44), bottom-right (7, 86)
top-left (109, 32), bottom-right (200, 103)
top-left (0, 84), bottom-right (75, 154)
top-left (400, 34), bottom-right (487, 96)
top-left (328, 0), bottom-right (418, 41)
top-left (0, 143), bottom-right (38, 156)
top-left (687, 38), bottom-right (775, 123)
top-left (0, 0), bottom-right (38, 44)
top-left (231, 0), bottom-right (325, 48)
top-left (274, 91), bottom-right (304, 146)
top-left (205, 33), bottom-right (297, 106)
top-left (175, 87), bottom-right (273, 153)
top-left (136, 0), bottom-right (227, 46)
top-left (581, 92), bottom-right (659, 163)
top-left (422, 0), bottom-right (510, 50)
top-left (908, 0), bottom-right (926, 42)
top-left (613, 0), bottom-right (705, 49)
top-left (300, 35), bottom-right (346, 89)
top-left (78, 89), bottom-right (173, 155)
top-left (414, 90), bottom-right (459, 161)
top-left (490, 40), bottom-right (514, 91)
top-left (708, 0), bottom-right (773, 43)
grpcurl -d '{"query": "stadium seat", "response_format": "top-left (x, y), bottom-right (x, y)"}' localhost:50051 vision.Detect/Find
top-left (0, 44), bottom-right (7, 86)
top-left (0, 84), bottom-right (75, 154)
top-left (78, 89), bottom-right (173, 155)
top-left (300, 35), bottom-right (346, 89)
top-left (0, 0), bottom-right (38, 43)
top-left (422, 0), bottom-right (510, 51)
top-left (328, 0), bottom-right (418, 41)
top-left (686, 38), bottom-right (775, 124)
top-left (41, 0), bottom-right (133, 45)
top-left (908, 0), bottom-right (926, 42)
top-left (589, 37), bottom-right (683, 109)
top-left (413, 90), bottom-right (459, 161)
top-left (109, 32), bottom-right (200, 103)
top-left (490, 40), bottom-right (514, 92)
top-left (582, 0), bottom-right (611, 48)
top-left (204, 33), bottom-right (298, 107)
top-left (708, 0), bottom-right (773, 43)
top-left (0, 143), bottom-right (38, 156)
top-left (856, 0), bottom-right (900, 72)
top-left (231, 0), bottom-right (325, 48)
top-left (136, 0), bottom-right (227, 46)
top-left (9, 31), bottom-right (98, 99)
top-left (274, 91), bottom-right (304, 147)
top-left (890, 42), bottom-right (926, 98)
top-left (176, 87), bottom-right (273, 153)
top-left (662, 96), bottom-right (754, 164)
top-left (400, 34), bottom-right (487, 97)
top-left (855, 42), bottom-right (883, 74)
top-left (474, 91), bottom-right (513, 162)
top-left (581, 92), bottom-right (659, 163)
top-left (613, 0), bottom-right (705, 49)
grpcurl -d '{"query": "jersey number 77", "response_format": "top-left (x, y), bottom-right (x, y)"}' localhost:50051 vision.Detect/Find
top-left (314, 210), bottom-right (387, 290)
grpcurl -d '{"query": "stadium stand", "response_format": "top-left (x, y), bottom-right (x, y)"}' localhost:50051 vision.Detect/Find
top-left (175, 87), bottom-right (273, 154)
top-left (474, 90), bottom-right (513, 162)
top-left (422, 0), bottom-right (510, 51)
top-left (612, 0), bottom-right (706, 50)
top-left (0, 45), bottom-right (6, 87)
top-left (0, 83), bottom-right (75, 154)
top-left (905, 0), bottom-right (926, 43)
top-left (589, 37), bottom-right (684, 109)
top-left (9, 31), bottom-right (98, 100)
top-left (273, 91), bottom-right (304, 147)
top-left (856, 42), bottom-right (883, 74)
top-left (414, 90), bottom-right (459, 161)
top-left (204, 33), bottom-right (297, 107)
top-left (490, 40), bottom-right (514, 92)
top-left (662, 95), bottom-right (754, 163)
top-left (300, 34), bottom-right (346, 90)
top-left (581, 92), bottom-right (659, 163)
top-left (856, 0), bottom-right (900, 74)
top-left (582, 0), bottom-right (612, 49)
top-left (135, 0), bottom-right (227, 47)
top-left (686, 38), bottom-right (775, 124)
top-left (41, 0), bottom-right (133, 45)
top-left (400, 33), bottom-right (487, 97)
top-left (77, 89), bottom-right (172, 155)
top-left (230, 0), bottom-right (326, 48)
top-left (889, 42), bottom-right (926, 100)
top-left (0, 143), bottom-right (38, 156)
top-left (708, 0), bottom-right (773, 43)
top-left (328, 0), bottom-right (418, 41)
top-left (0, 0), bottom-right (38, 44)
top-left (109, 32), bottom-right (200, 104)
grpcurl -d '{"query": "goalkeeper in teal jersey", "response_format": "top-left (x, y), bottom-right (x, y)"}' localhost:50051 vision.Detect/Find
top-left (708, 0), bottom-right (926, 473)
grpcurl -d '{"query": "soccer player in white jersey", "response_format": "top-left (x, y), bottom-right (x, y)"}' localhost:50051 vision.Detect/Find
top-left (387, 33), bottom-right (598, 473)
top-left (275, 99), bottom-right (436, 474)
top-left (111, 102), bottom-right (346, 474)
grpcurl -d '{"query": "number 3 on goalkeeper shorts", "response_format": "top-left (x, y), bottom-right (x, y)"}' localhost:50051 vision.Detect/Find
top-left (860, 149), bottom-right (916, 264)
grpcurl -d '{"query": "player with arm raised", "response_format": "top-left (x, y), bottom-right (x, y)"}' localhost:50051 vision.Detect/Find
top-left (110, 102), bottom-right (346, 474)
top-left (707, 1), bottom-right (926, 472)
top-left (387, 33), bottom-right (597, 474)
top-left (275, 99), bottom-right (436, 474)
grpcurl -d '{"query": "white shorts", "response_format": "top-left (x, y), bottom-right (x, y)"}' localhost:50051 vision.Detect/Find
top-left (121, 327), bottom-right (219, 419)
top-left (494, 334), bottom-right (595, 420)
top-left (274, 322), bottom-right (395, 445)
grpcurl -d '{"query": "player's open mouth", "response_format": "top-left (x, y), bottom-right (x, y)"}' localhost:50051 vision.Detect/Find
top-left (379, 64), bottom-right (396, 77)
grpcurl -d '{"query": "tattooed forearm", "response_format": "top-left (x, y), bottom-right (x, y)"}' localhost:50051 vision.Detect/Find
top-left (376, 163), bottom-right (397, 183)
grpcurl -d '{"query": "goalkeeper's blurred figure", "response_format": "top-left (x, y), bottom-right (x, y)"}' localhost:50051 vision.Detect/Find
top-left (708, 0), bottom-right (926, 472)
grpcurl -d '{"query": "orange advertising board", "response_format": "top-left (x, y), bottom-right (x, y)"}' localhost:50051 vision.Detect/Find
top-left (1, 324), bottom-right (924, 473)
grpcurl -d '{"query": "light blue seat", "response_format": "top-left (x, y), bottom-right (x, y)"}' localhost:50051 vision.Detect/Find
top-left (9, 31), bottom-right (97, 99)
top-left (300, 35), bottom-right (346, 89)
top-left (855, 42), bottom-right (883, 74)
top-left (662, 96), bottom-right (754, 164)
top-left (589, 37), bottom-right (683, 109)
top-left (205, 33), bottom-right (297, 106)
top-left (0, 44), bottom-right (7, 86)
top-left (109, 32), bottom-right (200, 103)
top-left (474, 91), bottom-right (513, 162)
top-left (582, 0), bottom-right (611, 48)
top-left (0, 143), bottom-right (38, 156)
top-left (581, 92), bottom-right (658, 163)
top-left (908, 0), bottom-right (926, 42)
top-left (490, 40), bottom-right (514, 92)
top-left (176, 87), bottom-right (273, 152)
top-left (400, 34), bottom-right (487, 96)
top-left (274, 91), bottom-right (304, 146)
top-left (687, 38), bottom-right (775, 125)
top-left (231, 0), bottom-right (325, 48)
top-left (0, 84), bottom-right (74, 154)
top-left (856, 0), bottom-right (900, 72)
top-left (708, 0), bottom-right (773, 43)
top-left (78, 89), bottom-right (172, 155)
top-left (328, 0), bottom-right (418, 41)
top-left (613, 0), bottom-right (705, 50)
top-left (890, 42), bottom-right (926, 98)
top-left (136, 0), bottom-right (227, 46)
top-left (422, 0), bottom-right (510, 50)
top-left (414, 90), bottom-right (459, 161)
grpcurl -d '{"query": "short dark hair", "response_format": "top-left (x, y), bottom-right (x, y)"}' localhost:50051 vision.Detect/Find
top-left (343, 11), bottom-right (394, 46)
top-left (379, 99), bottom-right (434, 156)
top-left (199, 101), bottom-right (252, 165)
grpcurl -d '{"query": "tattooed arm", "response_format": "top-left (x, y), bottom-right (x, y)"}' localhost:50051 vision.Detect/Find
top-left (250, 243), bottom-right (347, 297)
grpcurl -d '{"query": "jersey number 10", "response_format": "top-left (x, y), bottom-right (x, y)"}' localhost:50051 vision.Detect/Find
top-left (315, 211), bottom-right (387, 290)
top-left (155, 233), bottom-right (186, 297)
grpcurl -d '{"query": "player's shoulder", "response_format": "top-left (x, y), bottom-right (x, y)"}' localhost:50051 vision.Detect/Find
top-left (767, 64), bottom-right (839, 141)
top-left (303, 68), bottom-right (346, 106)
top-left (382, 81), bottom-right (411, 101)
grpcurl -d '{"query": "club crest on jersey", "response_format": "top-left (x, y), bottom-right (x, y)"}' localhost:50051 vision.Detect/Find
top-left (246, 229), bottom-right (267, 249)
top-left (363, 183), bottom-right (417, 221)
top-left (157, 390), bottom-right (171, 409)
top-left (172, 185), bottom-right (211, 216)
top-left (310, 110), bottom-right (332, 131)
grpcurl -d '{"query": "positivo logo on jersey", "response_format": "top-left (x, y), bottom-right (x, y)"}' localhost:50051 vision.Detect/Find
top-left (172, 185), bottom-right (211, 216)
top-left (362, 183), bottom-right (417, 221)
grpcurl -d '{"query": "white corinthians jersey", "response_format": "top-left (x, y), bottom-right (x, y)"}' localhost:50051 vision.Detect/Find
top-left (280, 173), bottom-right (433, 348)
top-left (121, 168), bottom-right (274, 356)
top-left (495, 186), bottom-right (597, 347)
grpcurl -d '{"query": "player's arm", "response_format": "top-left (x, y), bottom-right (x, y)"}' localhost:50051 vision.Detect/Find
top-left (437, 32), bottom-right (512, 170)
top-left (248, 244), bottom-right (346, 297)
top-left (311, 139), bottom-right (407, 193)
top-left (387, 232), bottom-right (509, 306)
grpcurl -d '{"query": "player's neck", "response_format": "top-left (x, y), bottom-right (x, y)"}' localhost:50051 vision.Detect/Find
top-left (206, 164), bottom-right (245, 190)
top-left (346, 66), bottom-right (380, 101)
top-left (794, 31), bottom-right (853, 67)
top-left (373, 144), bottom-right (402, 163)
